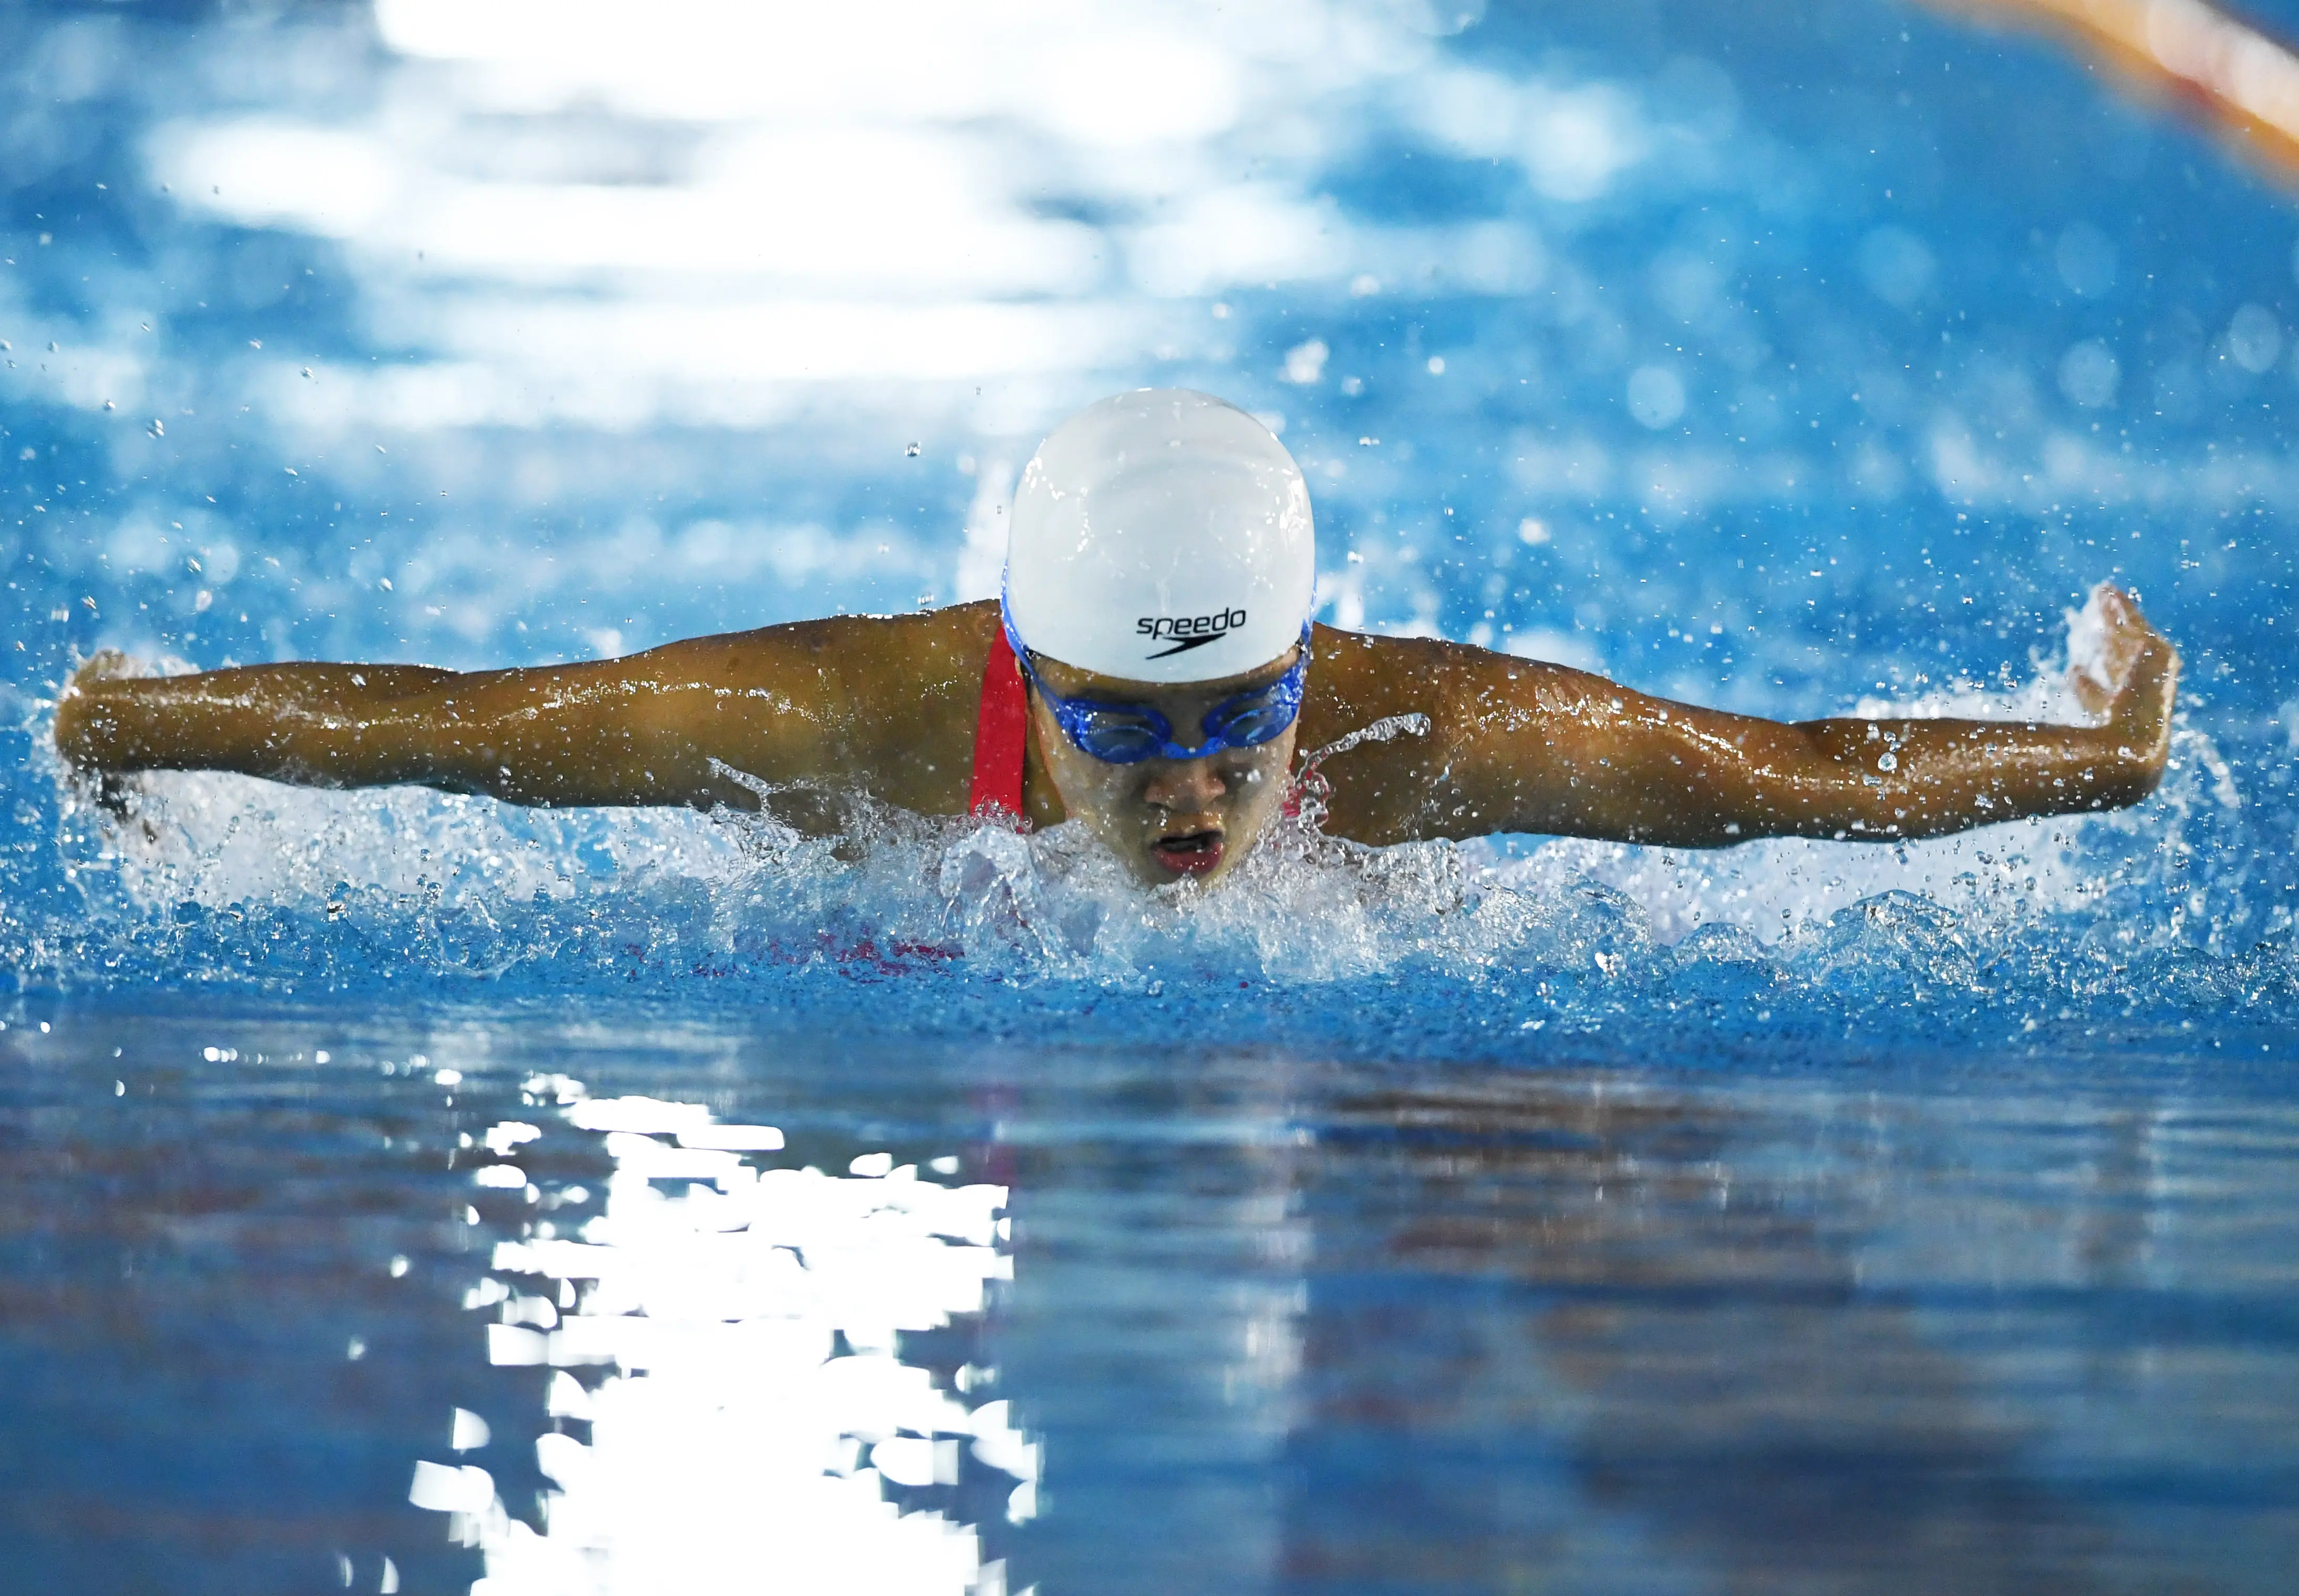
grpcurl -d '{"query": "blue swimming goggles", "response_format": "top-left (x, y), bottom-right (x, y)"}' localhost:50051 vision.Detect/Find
top-left (1002, 607), bottom-right (1311, 765)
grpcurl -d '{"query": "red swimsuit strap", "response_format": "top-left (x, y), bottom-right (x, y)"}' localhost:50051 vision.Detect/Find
top-left (968, 622), bottom-right (1030, 825)
top-left (1281, 763), bottom-right (1330, 822)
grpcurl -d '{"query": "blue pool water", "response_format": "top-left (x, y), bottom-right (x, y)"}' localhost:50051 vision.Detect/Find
top-left (5, 0), bottom-right (2299, 1590)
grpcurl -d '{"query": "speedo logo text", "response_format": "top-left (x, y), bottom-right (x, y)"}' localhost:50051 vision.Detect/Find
top-left (1140, 608), bottom-right (1246, 658)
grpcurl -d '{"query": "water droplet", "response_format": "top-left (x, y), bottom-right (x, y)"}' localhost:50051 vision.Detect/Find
top-left (1877, 752), bottom-right (1898, 772)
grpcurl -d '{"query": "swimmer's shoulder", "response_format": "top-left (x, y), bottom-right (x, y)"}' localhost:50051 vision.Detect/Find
top-left (1305, 628), bottom-right (1614, 844)
top-left (1305, 624), bottom-right (1596, 728)
top-left (617, 604), bottom-right (995, 812)
top-left (830, 601), bottom-right (1001, 713)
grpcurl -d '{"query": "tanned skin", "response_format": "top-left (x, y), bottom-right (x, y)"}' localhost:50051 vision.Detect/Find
top-left (52, 585), bottom-right (2179, 888)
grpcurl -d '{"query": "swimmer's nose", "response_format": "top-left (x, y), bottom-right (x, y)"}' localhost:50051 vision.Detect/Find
top-left (1141, 757), bottom-right (1226, 813)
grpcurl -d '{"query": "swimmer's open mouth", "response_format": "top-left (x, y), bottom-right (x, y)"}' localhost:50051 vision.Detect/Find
top-left (1150, 829), bottom-right (1225, 876)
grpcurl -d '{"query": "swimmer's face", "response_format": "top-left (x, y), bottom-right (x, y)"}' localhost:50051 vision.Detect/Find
top-left (1026, 645), bottom-right (1303, 888)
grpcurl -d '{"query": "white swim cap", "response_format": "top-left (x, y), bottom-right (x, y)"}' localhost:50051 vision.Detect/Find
top-left (1003, 389), bottom-right (1315, 684)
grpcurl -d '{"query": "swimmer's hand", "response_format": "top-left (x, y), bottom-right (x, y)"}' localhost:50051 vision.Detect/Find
top-left (2068, 584), bottom-right (2180, 791)
top-left (55, 648), bottom-right (146, 770)
top-left (65, 647), bottom-right (142, 689)
top-left (55, 650), bottom-right (154, 820)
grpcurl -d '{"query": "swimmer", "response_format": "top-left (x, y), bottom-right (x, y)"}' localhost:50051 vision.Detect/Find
top-left (54, 389), bottom-right (2179, 888)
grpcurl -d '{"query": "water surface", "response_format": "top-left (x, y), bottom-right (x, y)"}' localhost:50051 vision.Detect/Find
top-left (6, 1009), bottom-right (2296, 1593)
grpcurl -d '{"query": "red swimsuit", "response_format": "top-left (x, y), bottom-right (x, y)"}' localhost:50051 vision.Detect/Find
top-left (966, 625), bottom-right (1030, 824)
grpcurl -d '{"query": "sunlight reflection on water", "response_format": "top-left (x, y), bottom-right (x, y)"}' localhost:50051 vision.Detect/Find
top-left (408, 1080), bottom-right (1032, 1595)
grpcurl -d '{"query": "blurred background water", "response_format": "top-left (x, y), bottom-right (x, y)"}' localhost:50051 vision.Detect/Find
top-left (5, 0), bottom-right (2299, 1591)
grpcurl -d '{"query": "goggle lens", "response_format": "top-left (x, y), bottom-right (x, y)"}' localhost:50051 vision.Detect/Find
top-left (1074, 718), bottom-right (1168, 763)
top-left (1203, 692), bottom-right (1295, 748)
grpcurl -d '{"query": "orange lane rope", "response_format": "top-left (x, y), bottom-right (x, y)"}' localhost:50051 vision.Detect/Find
top-left (1929, 0), bottom-right (2299, 186)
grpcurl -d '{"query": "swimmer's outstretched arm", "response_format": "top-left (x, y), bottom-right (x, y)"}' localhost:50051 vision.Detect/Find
top-left (51, 608), bottom-right (995, 822)
top-left (1317, 586), bottom-right (2179, 847)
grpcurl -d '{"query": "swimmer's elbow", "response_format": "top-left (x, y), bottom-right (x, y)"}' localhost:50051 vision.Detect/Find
top-left (2091, 748), bottom-right (2168, 811)
top-left (2052, 727), bottom-right (2172, 816)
